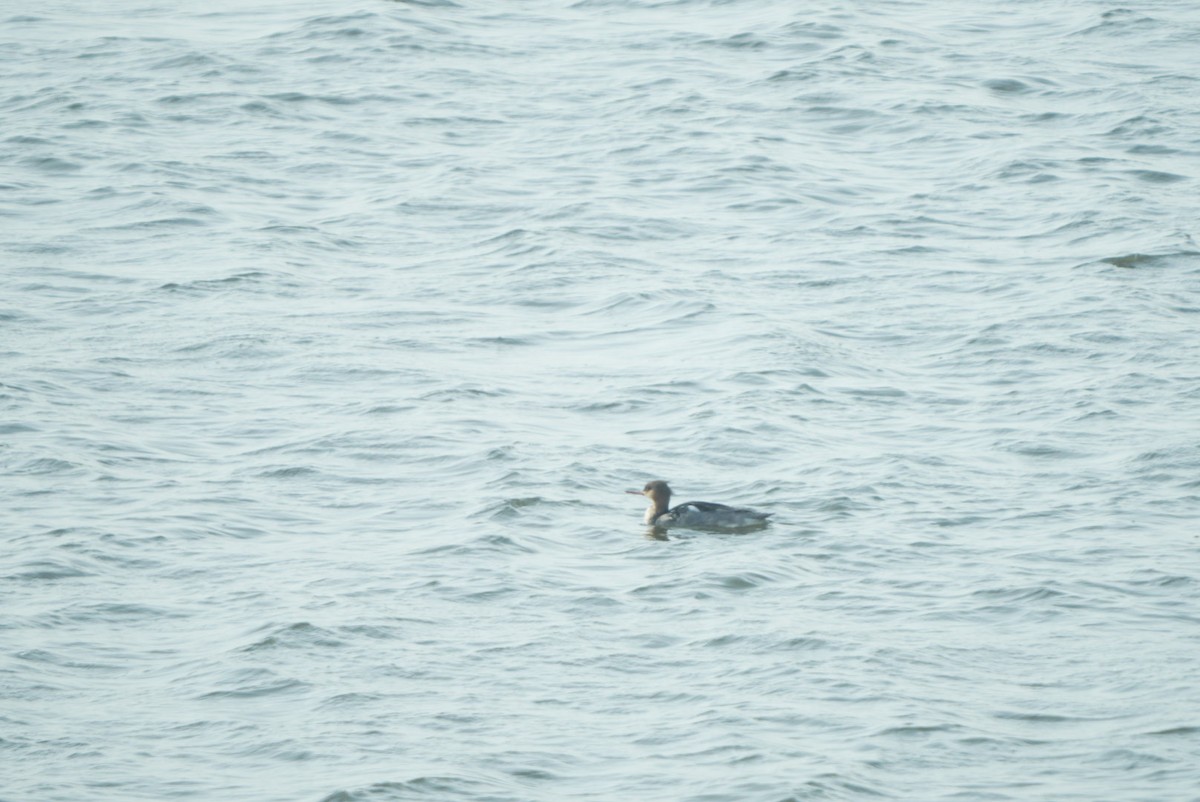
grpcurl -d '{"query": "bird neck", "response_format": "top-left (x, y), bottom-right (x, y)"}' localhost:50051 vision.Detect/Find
top-left (645, 493), bottom-right (670, 522)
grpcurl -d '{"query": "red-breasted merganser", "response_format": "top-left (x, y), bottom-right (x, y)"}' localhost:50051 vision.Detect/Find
top-left (626, 480), bottom-right (772, 530)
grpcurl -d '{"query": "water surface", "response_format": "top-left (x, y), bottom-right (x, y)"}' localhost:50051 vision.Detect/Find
top-left (3, 1), bottom-right (1200, 800)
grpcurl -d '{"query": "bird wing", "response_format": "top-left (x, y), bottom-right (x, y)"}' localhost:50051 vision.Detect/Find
top-left (674, 501), bottom-right (772, 518)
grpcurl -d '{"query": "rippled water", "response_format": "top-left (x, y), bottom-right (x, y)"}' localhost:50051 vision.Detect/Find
top-left (4, 1), bottom-right (1200, 800)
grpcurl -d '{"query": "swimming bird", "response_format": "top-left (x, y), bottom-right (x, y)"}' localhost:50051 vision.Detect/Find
top-left (626, 480), bottom-right (771, 530)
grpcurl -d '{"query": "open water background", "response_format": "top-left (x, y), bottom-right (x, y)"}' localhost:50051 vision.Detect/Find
top-left (4, 1), bottom-right (1200, 800)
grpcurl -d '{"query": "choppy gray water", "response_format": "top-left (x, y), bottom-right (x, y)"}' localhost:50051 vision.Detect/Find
top-left (4, 1), bottom-right (1200, 800)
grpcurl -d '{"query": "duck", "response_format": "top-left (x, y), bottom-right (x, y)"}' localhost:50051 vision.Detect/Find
top-left (626, 480), bottom-right (771, 530)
